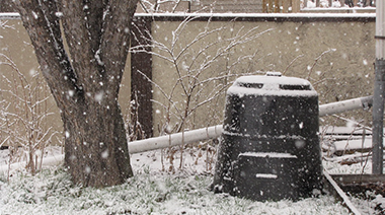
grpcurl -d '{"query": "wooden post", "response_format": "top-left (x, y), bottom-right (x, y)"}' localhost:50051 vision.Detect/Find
top-left (292, 0), bottom-right (300, 13)
top-left (274, 0), bottom-right (279, 12)
top-left (373, 0), bottom-right (385, 175)
top-left (131, 16), bottom-right (154, 139)
top-left (263, 0), bottom-right (267, 12)
top-left (283, 0), bottom-right (289, 13)
top-left (268, 0), bottom-right (273, 12)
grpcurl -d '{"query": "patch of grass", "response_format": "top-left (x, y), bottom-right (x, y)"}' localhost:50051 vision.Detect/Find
top-left (0, 166), bottom-right (350, 215)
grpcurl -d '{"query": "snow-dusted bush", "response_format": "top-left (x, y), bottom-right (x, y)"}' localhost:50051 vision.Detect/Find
top-left (0, 50), bottom-right (59, 178)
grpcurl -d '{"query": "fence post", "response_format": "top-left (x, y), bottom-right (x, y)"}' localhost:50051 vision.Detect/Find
top-left (283, 0), bottom-right (289, 13)
top-left (274, 0), bottom-right (279, 12)
top-left (263, 0), bottom-right (267, 12)
top-left (373, 0), bottom-right (385, 175)
top-left (269, 0), bottom-right (273, 12)
top-left (131, 16), bottom-right (154, 139)
top-left (292, 0), bottom-right (300, 12)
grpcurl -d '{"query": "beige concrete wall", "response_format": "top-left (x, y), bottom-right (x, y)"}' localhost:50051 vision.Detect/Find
top-left (151, 18), bottom-right (375, 134)
top-left (1, 15), bottom-right (375, 141)
top-left (0, 19), bottom-right (60, 147)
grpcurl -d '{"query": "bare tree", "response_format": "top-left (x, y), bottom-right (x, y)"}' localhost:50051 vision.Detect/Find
top-left (131, 16), bottom-right (270, 171)
top-left (12, 0), bottom-right (138, 187)
top-left (131, 16), bottom-right (270, 135)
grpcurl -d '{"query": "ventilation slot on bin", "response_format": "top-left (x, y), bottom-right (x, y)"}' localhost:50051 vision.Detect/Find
top-left (238, 83), bottom-right (264, 89)
top-left (279, 84), bottom-right (311, 91)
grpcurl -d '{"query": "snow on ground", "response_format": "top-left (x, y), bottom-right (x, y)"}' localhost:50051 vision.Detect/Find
top-left (0, 168), bottom-right (348, 215)
top-left (1, 126), bottom-right (384, 215)
top-left (0, 146), bottom-right (353, 215)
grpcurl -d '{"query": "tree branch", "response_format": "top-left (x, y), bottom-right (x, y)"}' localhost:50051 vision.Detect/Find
top-left (100, 0), bottom-right (139, 96)
top-left (13, 0), bottom-right (81, 110)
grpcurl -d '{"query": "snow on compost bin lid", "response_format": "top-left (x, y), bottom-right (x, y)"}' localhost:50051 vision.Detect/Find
top-left (228, 72), bottom-right (317, 97)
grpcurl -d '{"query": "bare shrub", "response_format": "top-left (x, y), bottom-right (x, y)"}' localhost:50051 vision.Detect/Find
top-left (0, 53), bottom-right (60, 178)
top-left (130, 15), bottom-right (271, 172)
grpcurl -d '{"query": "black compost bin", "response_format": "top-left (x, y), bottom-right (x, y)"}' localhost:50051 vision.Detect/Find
top-left (212, 72), bottom-right (323, 201)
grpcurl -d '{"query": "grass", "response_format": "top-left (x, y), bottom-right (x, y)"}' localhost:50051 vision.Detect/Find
top-left (0, 165), bottom-right (350, 215)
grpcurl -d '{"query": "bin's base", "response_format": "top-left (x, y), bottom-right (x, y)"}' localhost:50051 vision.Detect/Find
top-left (212, 151), bottom-right (323, 201)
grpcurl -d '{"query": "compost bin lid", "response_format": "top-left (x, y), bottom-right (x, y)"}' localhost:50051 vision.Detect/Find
top-left (228, 72), bottom-right (317, 97)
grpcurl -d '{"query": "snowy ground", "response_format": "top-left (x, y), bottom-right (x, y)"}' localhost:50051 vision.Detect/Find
top-left (0, 133), bottom-right (383, 215)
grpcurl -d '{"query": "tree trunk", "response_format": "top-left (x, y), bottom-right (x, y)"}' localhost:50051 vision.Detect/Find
top-left (63, 98), bottom-right (133, 187)
top-left (14, 0), bottom-right (138, 187)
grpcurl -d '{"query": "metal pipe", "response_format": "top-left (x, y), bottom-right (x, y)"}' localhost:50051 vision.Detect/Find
top-left (373, 0), bottom-right (385, 175)
top-left (129, 96), bottom-right (373, 154)
top-left (319, 96), bottom-right (373, 117)
top-left (128, 125), bottom-right (223, 154)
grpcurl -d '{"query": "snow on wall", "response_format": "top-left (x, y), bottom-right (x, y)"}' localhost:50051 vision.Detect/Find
top-left (0, 12), bottom-right (20, 19)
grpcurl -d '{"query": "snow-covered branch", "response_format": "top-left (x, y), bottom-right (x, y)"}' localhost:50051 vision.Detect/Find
top-left (0, 53), bottom-right (60, 176)
top-left (131, 15), bottom-right (270, 136)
